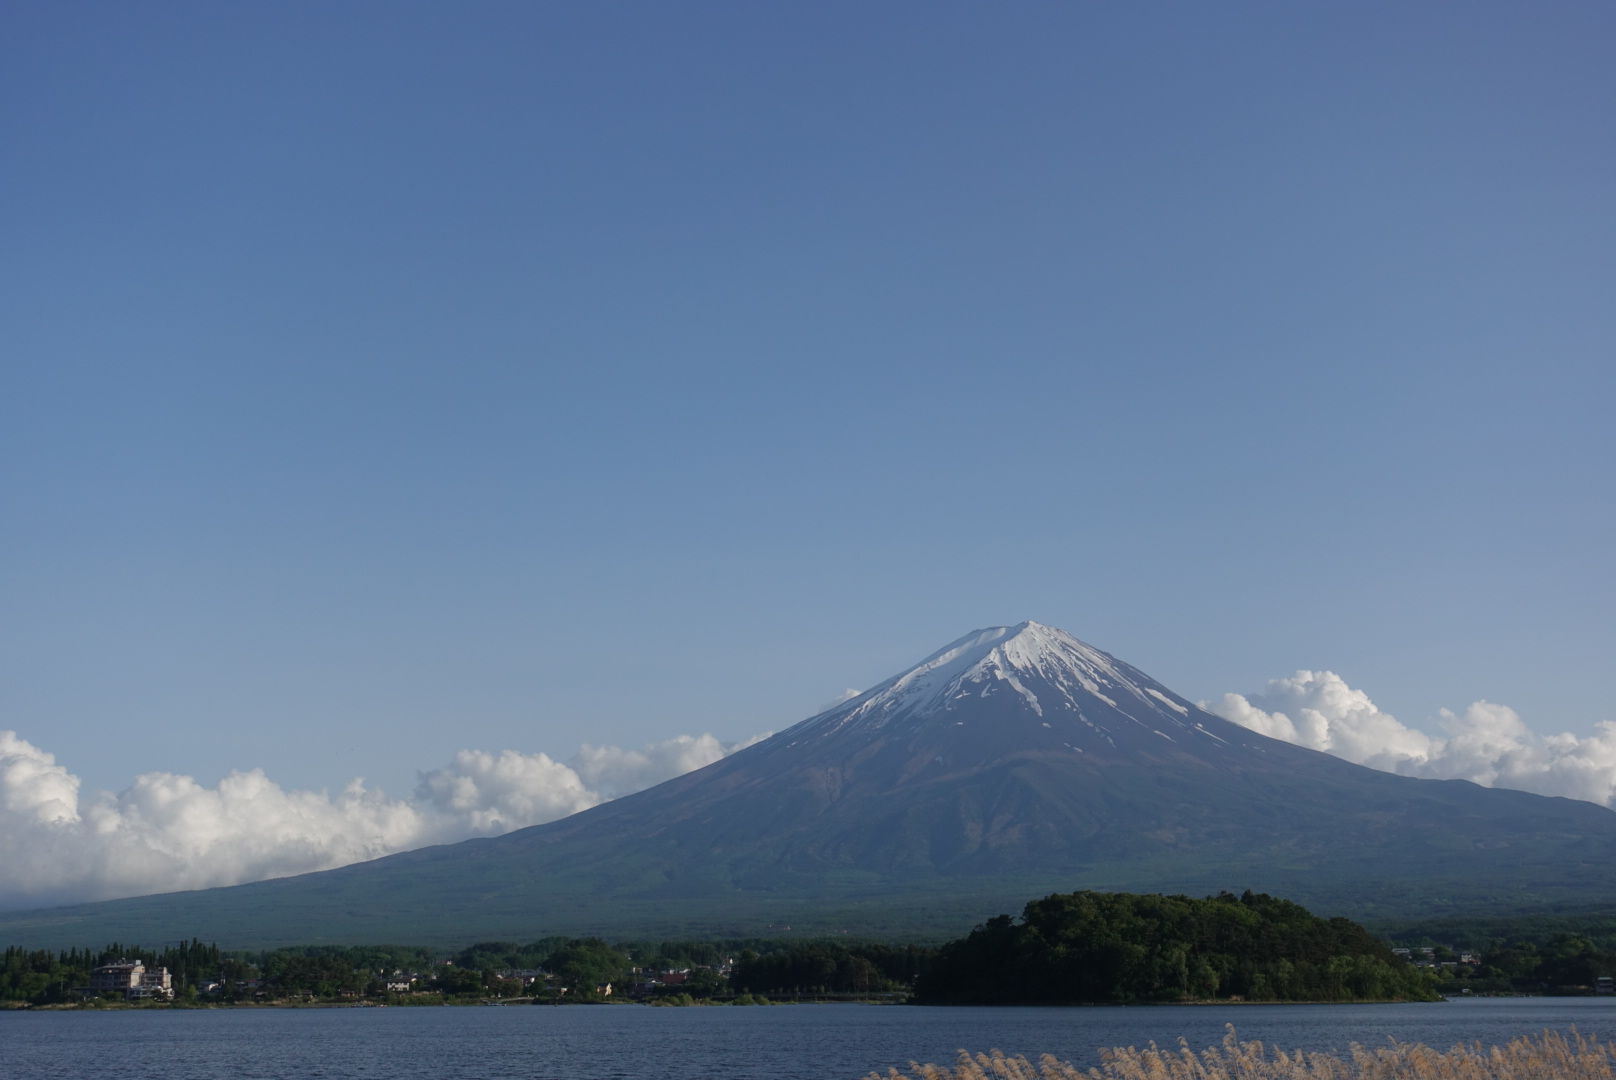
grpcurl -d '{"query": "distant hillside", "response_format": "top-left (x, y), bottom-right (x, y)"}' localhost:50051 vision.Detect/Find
top-left (3, 623), bottom-right (1615, 949)
top-left (1371, 909), bottom-right (1616, 954)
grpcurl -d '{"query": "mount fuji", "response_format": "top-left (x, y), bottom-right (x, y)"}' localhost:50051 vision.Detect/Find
top-left (6, 622), bottom-right (1616, 947)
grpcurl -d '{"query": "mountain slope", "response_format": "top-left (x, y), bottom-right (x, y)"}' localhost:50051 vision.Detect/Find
top-left (4, 623), bottom-right (1614, 948)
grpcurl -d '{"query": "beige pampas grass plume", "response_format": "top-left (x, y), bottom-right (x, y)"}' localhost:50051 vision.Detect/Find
top-left (865, 1025), bottom-right (1615, 1080)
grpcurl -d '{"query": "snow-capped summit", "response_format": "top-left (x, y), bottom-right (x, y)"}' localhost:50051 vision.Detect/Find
top-left (791, 620), bottom-right (1238, 762)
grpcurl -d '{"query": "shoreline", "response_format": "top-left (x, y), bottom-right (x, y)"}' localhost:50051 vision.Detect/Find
top-left (8, 993), bottom-right (1575, 1013)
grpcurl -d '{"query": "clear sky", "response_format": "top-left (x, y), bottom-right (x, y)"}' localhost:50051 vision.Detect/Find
top-left (3, 1), bottom-right (1613, 801)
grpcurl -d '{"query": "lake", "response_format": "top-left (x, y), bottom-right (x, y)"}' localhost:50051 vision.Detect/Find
top-left (4, 997), bottom-right (1615, 1079)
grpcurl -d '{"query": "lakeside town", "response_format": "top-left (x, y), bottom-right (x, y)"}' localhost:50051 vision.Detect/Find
top-left (2, 936), bottom-right (931, 1008)
top-left (13, 943), bottom-right (1614, 1010)
top-left (67, 952), bottom-right (766, 1006)
top-left (6, 891), bottom-right (1614, 1009)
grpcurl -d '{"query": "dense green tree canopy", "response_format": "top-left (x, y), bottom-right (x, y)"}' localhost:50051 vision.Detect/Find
top-left (914, 890), bottom-right (1438, 1004)
top-left (543, 938), bottom-right (630, 990)
top-left (731, 943), bottom-right (934, 995)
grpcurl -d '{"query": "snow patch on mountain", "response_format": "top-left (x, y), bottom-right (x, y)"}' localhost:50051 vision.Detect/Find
top-left (802, 621), bottom-right (1201, 737)
top-left (1147, 688), bottom-right (1189, 715)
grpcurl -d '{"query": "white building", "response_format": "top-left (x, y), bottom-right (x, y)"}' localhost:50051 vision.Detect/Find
top-left (90, 960), bottom-right (174, 1001)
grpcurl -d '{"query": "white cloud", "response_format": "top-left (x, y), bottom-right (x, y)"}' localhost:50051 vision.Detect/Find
top-left (821, 688), bottom-right (864, 712)
top-left (0, 728), bottom-right (769, 910)
top-left (573, 731), bottom-right (770, 797)
top-left (1205, 671), bottom-right (1616, 808)
top-left (414, 749), bottom-right (598, 834)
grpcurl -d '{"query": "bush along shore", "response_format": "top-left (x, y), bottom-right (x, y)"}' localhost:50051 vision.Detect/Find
top-left (866, 1026), bottom-right (1616, 1080)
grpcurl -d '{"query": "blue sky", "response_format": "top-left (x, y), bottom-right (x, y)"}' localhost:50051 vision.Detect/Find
top-left (3, 1), bottom-right (1613, 800)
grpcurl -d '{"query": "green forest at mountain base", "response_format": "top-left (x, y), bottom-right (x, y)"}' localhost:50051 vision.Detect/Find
top-left (2, 849), bottom-right (1609, 953)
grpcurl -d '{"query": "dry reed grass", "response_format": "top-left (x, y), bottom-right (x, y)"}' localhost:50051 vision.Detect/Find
top-left (865, 1025), bottom-right (1614, 1080)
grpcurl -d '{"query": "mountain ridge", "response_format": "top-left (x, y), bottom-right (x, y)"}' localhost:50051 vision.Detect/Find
top-left (3, 622), bottom-right (1614, 949)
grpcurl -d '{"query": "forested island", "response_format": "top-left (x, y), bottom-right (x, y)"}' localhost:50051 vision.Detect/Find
top-left (5, 889), bottom-right (1612, 1008)
top-left (913, 890), bottom-right (1439, 1004)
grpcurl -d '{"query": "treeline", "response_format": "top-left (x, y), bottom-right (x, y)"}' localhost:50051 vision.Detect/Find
top-left (1378, 911), bottom-right (1616, 993)
top-left (914, 890), bottom-right (1439, 1004)
top-left (1376, 911), bottom-right (1616, 954)
top-left (1, 934), bottom-right (935, 1006)
top-left (1410, 937), bottom-right (1616, 995)
top-left (732, 943), bottom-right (934, 994)
top-left (2, 940), bottom-right (222, 1005)
top-left (1471, 937), bottom-right (1615, 991)
top-left (450, 936), bottom-right (937, 999)
top-left (1, 942), bottom-right (444, 1006)
top-left (10, 891), bottom-right (1462, 1009)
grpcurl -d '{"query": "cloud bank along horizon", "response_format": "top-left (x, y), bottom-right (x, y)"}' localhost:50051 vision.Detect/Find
top-left (3, 673), bottom-right (1614, 910)
top-left (0, 729), bottom-right (768, 910)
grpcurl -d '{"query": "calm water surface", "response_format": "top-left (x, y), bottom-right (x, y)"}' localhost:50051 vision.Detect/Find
top-left (4, 997), bottom-right (1614, 1080)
